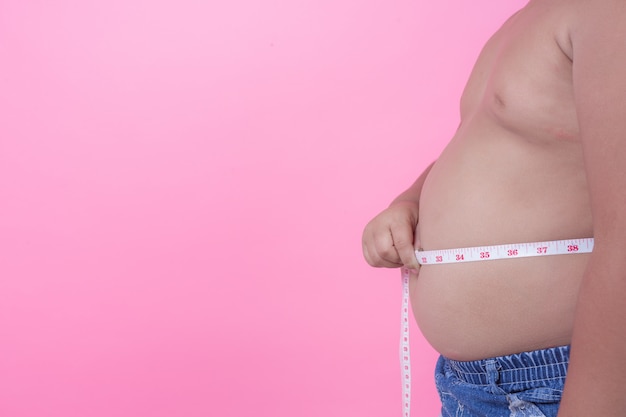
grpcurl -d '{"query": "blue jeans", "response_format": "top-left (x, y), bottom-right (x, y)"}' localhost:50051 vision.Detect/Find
top-left (435, 345), bottom-right (569, 417)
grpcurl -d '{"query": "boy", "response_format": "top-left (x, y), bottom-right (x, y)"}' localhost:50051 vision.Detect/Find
top-left (362, 0), bottom-right (626, 415)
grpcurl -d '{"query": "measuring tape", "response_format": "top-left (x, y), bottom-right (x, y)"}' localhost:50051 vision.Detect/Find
top-left (415, 237), bottom-right (594, 265)
top-left (400, 237), bottom-right (593, 416)
top-left (400, 268), bottom-right (411, 417)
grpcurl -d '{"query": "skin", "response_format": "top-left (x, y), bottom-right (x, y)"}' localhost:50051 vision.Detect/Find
top-left (362, 0), bottom-right (626, 415)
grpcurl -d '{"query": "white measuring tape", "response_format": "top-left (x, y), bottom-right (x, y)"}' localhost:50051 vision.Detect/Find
top-left (415, 238), bottom-right (594, 265)
top-left (400, 237), bottom-right (594, 416)
top-left (400, 267), bottom-right (412, 417)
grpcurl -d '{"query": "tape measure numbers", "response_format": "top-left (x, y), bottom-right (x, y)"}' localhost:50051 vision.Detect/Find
top-left (400, 268), bottom-right (411, 417)
top-left (415, 238), bottom-right (594, 265)
top-left (399, 237), bottom-right (593, 416)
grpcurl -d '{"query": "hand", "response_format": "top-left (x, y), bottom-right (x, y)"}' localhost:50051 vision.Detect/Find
top-left (362, 201), bottom-right (420, 270)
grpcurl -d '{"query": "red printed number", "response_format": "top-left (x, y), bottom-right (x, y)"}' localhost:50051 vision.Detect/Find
top-left (455, 254), bottom-right (464, 261)
top-left (421, 257), bottom-right (427, 264)
top-left (480, 251), bottom-right (490, 259)
top-left (435, 256), bottom-right (443, 263)
top-left (507, 249), bottom-right (519, 256)
top-left (537, 246), bottom-right (548, 254)
top-left (567, 245), bottom-right (579, 252)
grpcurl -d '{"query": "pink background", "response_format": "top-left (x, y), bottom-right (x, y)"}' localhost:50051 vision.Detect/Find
top-left (0, 1), bottom-right (527, 416)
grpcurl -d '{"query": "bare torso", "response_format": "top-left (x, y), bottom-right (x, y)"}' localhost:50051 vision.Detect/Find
top-left (412, 0), bottom-right (593, 361)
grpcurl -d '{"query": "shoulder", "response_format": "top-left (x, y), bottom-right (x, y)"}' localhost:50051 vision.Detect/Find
top-left (565, 0), bottom-right (626, 50)
top-left (539, 0), bottom-right (626, 61)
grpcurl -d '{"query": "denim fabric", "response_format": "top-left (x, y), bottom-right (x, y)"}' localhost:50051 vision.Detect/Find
top-left (436, 345), bottom-right (569, 417)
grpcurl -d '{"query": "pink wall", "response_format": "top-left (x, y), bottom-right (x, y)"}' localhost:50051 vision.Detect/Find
top-left (0, 1), bottom-right (528, 416)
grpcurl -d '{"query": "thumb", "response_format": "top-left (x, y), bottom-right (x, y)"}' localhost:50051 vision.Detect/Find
top-left (390, 223), bottom-right (419, 270)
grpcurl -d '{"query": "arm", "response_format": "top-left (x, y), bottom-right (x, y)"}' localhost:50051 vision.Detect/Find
top-left (389, 160), bottom-right (435, 207)
top-left (558, 2), bottom-right (626, 415)
top-left (362, 161), bottom-right (435, 270)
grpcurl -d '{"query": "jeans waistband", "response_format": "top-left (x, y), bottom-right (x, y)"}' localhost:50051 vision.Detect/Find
top-left (446, 345), bottom-right (570, 387)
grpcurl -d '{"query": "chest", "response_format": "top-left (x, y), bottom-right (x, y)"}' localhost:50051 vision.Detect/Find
top-left (459, 3), bottom-right (579, 140)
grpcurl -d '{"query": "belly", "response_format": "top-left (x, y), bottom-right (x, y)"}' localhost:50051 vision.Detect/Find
top-left (412, 120), bottom-right (593, 361)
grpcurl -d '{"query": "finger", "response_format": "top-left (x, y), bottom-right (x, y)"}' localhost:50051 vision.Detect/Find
top-left (389, 223), bottom-right (419, 270)
top-left (363, 243), bottom-right (397, 268)
top-left (365, 242), bottom-right (403, 268)
top-left (370, 230), bottom-right (404, 267)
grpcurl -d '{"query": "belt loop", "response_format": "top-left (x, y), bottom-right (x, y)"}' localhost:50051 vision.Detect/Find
top-left (485, 359), bottom-right (501, 394)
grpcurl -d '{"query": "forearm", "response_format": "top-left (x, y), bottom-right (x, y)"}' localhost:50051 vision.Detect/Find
top-left (558, 247), bottom-right (626, 416)
top-left (390, 160), bottom-right (436, 207)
